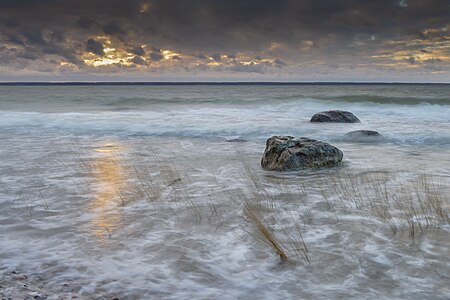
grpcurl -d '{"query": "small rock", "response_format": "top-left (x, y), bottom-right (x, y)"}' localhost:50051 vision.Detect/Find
top-left (345, 130), bottom-right (383, 142)
top-left (13, 274), bottom-right (27, 281)
top-left (261, 135), bottom-right (343, 171)
top-left (226, 138), bottom-right (248, 143)
top-left (310, 110), bottom-right (360, 123)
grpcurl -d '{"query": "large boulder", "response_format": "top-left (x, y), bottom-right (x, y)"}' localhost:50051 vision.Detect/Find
top-left (345, 130), bottom-right (383, 142)
top-left (310, 110), bottom-right (360, 123)
top-left (261, 136), bottom-right (343, 171)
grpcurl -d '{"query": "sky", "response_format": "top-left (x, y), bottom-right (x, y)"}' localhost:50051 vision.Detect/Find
top-left (0, 0), bottom-right (449, 82)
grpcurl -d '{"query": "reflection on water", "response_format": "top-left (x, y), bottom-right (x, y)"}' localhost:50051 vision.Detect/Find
top-left (89, 143), bottom-right (129, 241)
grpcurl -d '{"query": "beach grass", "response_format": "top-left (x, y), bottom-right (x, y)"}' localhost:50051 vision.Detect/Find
top-left (322, 169), bottom-right (450, 237)
top-left (14, 149), bottom-right (450, 262)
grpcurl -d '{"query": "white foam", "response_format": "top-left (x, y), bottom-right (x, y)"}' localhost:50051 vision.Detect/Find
top-left (1, 85), bottom-right (450, 298)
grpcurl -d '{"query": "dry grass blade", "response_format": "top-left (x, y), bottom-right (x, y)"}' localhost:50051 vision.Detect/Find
top-left (244, 202), bottom-right (288, 261)
top-left (326, 169), bottom-right (450, 238)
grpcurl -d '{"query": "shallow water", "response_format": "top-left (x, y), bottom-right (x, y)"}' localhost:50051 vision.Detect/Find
top-left (0, 85), bottom-right (449, 299)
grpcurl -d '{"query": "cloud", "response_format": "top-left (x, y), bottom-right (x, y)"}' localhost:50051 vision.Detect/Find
top-left (211, 53), bottom-right (222, 62)
top-left (5, 33), bottom-right (25, 46)
top-left (22, 28), bottom-right (46, 45)
top-left (149, 51), bottom-right (163, 62)
top-left (130, 46), bottom-right (145, 56)
top-left (85, 38), bottom-right (104, 55)
top-left (77, 16), bottom-right (96, 29)
top-left (194, 53), bottom-right (207, 59)
top-left (102, 21), bottom-right (125, 36)
top-left (17, 49), bottom-right (39, 60)
top-left (0, 0), bottom-right (448, 80)
top-left (425, 57), bottom-right (442, 64)
top-left (228, 61), bottom-right (270, 74)
top-left (131, 56), bottom-right (146, 65)
top-left (50, 30), bottom-right (65, 43)
top-left (273, 58), bottom-right (286, 67)
top-left (3, 18), bottom-right (20, 28)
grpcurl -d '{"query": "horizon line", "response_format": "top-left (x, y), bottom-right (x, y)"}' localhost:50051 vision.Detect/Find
top-left (0, 81), bottom-right (449, 86)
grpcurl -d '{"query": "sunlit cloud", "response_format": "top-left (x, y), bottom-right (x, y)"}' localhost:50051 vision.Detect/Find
top-left (162, 49), bottom-right (180, 60)
top-left (140, 1), bottom-right (151, 13)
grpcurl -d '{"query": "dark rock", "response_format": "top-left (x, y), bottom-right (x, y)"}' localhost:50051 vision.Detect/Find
top-left (226, 138), bottom-right (248, 143)
top-left (345, 130), bottom-right (383, 142)
top-left (345, 130), bottom-right (381, 137)
top-left (261, 135), bottom-right (343, 171)
top-left (310, 110), bottom-right (360, 123)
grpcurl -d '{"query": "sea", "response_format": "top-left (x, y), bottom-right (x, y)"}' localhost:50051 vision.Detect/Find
top-left (0, 83), bottom-right (449, 299)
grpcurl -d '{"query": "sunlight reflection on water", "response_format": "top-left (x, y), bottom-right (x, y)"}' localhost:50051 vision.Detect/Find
top-left (89, 143), bottom-right (128, 242)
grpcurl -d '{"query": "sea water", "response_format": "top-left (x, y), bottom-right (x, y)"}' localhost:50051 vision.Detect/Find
top-left (0, 84), bottom-right (449, 299)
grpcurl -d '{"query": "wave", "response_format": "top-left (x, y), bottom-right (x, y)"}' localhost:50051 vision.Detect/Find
top-left (313, 95), bottom-right (450, 105)
top-left (1, 110), bottom-right (449, 146)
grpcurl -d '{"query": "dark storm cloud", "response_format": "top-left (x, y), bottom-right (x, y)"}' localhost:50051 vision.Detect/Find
top-left (85, 38), bottom-right (104, 55)
top-left (273, 58), bottom-right (286, 67)
top-left (50, 30), bottom-right (65, 43)
top-left (3, 18), bottom-right (20, 28)
top-left (17, 49), bottom-right (39, 60)
top-left (0, 22), bottom-right (84, 66)
top-left (149, 51), bottom-right (164, 62)
top-left (4, 33), bottom-right (25, 46)
top-left (211, 53), bottom-right (222, 62)
top-left (102, 22), bottom-right (126, 36)
top-left (77, 16), bottom-right (96, 29)
top-left (0, 0), bottom-right (449, 78)
top-left (2, 1), bottom-right (449, 38)
top-left (194, 53), bottom-right (207, 59)
top-left (131, 56), bottom-right (146, 65)
top-left (148, 46), bottom-right (163, 61)
top-left (22, 28), bottom-right (46, 45)
top-left (130, 46), bottom-right (145, 56)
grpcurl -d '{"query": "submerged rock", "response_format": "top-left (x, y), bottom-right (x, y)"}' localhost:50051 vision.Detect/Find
top-left (226, 138), bottom-right (248, 143)
top-left (261, 135), bottom-right (343, 171)
top-left (345, 130), bottom-right (383, 142)
top-left (310, 110), bottom-right (360, 123)
top-left (345, 130), bottom-right (381, 137)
